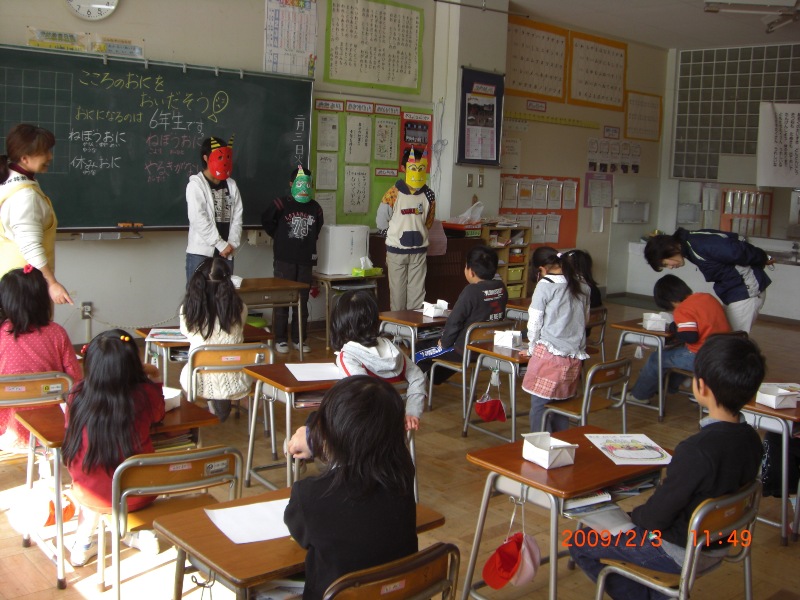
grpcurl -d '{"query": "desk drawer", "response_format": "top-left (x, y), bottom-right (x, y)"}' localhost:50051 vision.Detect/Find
top-left (238, 291), bottom-right (299, 305)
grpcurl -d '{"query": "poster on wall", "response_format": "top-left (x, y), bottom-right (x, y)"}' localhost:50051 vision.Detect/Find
top-left (343, 165), bottom-right (370, 213)
top-left (457, 67), bottom-right (504, 166)
top-left (757, 102), bottom-right (800, 188)
top-left (345, 115), bottom-right (372, 164)
top-left (399, 112), bottom-right (433, 170)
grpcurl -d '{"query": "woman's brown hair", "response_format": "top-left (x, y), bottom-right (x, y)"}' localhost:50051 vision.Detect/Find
top-left (0, 124), bottom-right (56, 182)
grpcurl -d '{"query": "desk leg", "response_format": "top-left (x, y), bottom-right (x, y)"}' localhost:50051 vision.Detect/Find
top-left (173, 548), bottom-right (186, 600)
top-left (461, 472), bottom-right (499, 600)
top-left (161, 346), bottom-right (170, 383)
top-left (23, 433), bottom-right (36, 547)
top-left (245, 382), bottom-right (262, 488)
top-left (286, 393), bottom-right (294, 487)
top-left (546, 492), bottom-right (559, 600)
top-left (322, 281), bottom-right (332, 349)
top-left (297, 297), bottom-right (304, 361)
top-left (656, 340), bottom-right (664, 422)
top-left (780, 420), bottom-right (790, 546)
top-left (54, 449), bottom-right (66, 589)
top-left (461, 355), bottom-right (484, 437)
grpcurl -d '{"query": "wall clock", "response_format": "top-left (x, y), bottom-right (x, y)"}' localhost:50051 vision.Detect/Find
top-left (65, 0), bottom-right (119, 21)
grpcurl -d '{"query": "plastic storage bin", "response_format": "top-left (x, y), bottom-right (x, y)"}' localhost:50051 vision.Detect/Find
top-left (507, 267), bottom-right (524, 282)
top-left (507, 284), bottom-right (523, 298)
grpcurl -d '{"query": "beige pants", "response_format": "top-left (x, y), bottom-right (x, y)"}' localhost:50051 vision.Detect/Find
top-left (386, 251), bottom-right (427, 310)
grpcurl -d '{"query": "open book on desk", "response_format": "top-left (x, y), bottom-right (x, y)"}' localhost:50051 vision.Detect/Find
top-left (563, 489), bottom-right (612, 511)
top-left (145, 328), bottom-right (189, 343)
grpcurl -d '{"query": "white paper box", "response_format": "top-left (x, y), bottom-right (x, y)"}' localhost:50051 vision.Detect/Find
top-left (163, 386), bottom-right (183, 412)
top-left (422, 299), bottom-right (448, 317)
top-left (522, 433), bottom-right (577, 469)
top-left (494, 330), bottom-right (521, 348)
top-left (756, 384), bottom-right (800, 409)
top-left (642, 311), bottom-right (673, 331)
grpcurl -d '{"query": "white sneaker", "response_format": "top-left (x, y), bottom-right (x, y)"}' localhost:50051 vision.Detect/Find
top-left (293, 341), bottom-right (311, 352)
top-left (275, 342), bottom-right (289, 354)
top-left (122, 530), bottom-right (161, 555)
top-left (70, 540), bottom-right (98, 567)
top-left (625, 392), bottom-right (651, 405)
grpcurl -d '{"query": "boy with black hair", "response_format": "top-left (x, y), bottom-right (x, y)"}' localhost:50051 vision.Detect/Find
top-left (262, 165), bottom-right (324, 354)
top-left (570, 335), bottom-right (765, 600)
top-left (416, 245), bottom-right (507, 383)
top-left (627, 274), bottom-right (730, 405)
top-left (644, 228), bottom-right (773, 333)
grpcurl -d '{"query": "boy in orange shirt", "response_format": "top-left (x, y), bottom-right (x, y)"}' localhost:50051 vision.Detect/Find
top-left (627, 274), bottom-right (730, 405)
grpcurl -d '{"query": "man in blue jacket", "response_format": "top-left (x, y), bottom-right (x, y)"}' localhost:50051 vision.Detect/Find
top-left (644, 228), bottom-right (774, 333)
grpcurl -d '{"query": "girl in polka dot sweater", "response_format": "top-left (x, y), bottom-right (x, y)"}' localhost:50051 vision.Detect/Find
top-left (0, 266), bottom-right (82, 451)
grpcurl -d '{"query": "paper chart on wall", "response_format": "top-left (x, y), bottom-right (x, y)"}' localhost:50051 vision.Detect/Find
top-left (316, 191), bottom-right (336, 224)
top-left (626, 91), bottom-right (661, 141)
top-left (562, 181), bottom-right (577, 210)
top-left (588, 178), bottom-right (613, 208)
top-left (316, 113), bottom-right (339, 151)
top-left (591, 206), bottom-right (604, 233)
top-left (374, 117), bottom-right (398, 162)
top-left (315, 153), bottom-right (338, 190)
top-left (464, 94), bottom-right (498, 161)
top-left (545, 214), bottom-right (561, 243)
top-left (546, 181), bottom-right (563, 209)
top-left (531, 215), bottom-right (546, 243)
top-left (501, 179), bottom-right (518, 209)
top-left (506, 18), bottom-right (567, 99)
top-left (263, 0), bottom-right (318, 77)
top-left (569, 34), bottom-right (626, 109)
top-left (343, 166), bottom-right (370, 214)
top-left (501, 137), bottom-right (521, 173)
top-left (532, 179), bottom-right (548, 209)
top-left (517, 180), bottom-right (534, 209)
top-left (345, 115), bottom-right (372, 164)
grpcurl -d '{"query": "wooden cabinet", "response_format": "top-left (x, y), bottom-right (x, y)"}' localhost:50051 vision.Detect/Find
top-left (480, 225), bottom-right (532, 299)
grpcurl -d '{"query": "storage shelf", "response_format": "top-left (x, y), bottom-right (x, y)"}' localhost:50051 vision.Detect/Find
top-left (481, 224), bottom-right (531, 298)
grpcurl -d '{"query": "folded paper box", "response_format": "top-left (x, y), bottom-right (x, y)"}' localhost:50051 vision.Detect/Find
top-left (756, 383), bottom-right (800, 409)
top-left (494, 330), bottom-right (521, 349)
top-left (522, 433), bottom-right (577, 469)
top-left (642, 312), bottom-right (673, 332)
top-left (423, 299), bottom-right (449, 318)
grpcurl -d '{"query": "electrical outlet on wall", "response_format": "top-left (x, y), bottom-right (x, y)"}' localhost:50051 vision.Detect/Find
top-left (467, 174), bottom-right (473, 187)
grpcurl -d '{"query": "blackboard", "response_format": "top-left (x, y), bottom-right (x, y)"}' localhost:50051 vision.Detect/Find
top-left (0, 45), bottom-right (312, 229)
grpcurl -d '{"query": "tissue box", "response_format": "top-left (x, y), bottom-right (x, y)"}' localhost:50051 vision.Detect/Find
top-left (494, 330), bottom-right (521, 348)
top-left (756, 383), bottom-right (800, 409)
top-left (522, 433), bottom-right (576, 469)
top-left (351, 267), bottom-right (383, 277)
top-left (642, 312), bottom-right (672, 331)
top-left (163, 386), bottom-right (183, 412)
top-left (422, 300), bottom-right (449, 317)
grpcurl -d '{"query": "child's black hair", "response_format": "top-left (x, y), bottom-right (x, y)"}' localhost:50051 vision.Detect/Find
top-left (532, 246), bottom-right (585, 299)
top-left (653, 274), bottom-right (693, 311)
top-left (466, 245), bottom-right (499, 281)
top-left (693, 334), bottom-right (765, 415)
top-left (329, 290), bottom-right (379, 351)
top-left (199, 136), bottom-right (226, 168)
top-left (563, 249), bottom-right (598, 288)
top-left (290, 165), bottom-right (312, 182)
top-left (308, 375), bottom-right (415, 497)
top-left (62, 329), bottom-right (151, 474)
top-left (644, 234), bottom-right (683, 272)
top-left (182, 257), bottom-right (244, 339)
top-left (0, 267), bottom-right (51, 339)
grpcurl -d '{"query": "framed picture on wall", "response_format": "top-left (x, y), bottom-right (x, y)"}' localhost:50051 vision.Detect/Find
top-left (457, 67), bottom-right (505, 166)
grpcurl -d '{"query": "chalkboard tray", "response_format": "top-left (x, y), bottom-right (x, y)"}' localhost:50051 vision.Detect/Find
top-left (0, 45), bottom-right (312, 230)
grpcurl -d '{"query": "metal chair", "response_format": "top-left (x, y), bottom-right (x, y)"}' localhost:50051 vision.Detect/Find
top-left (186, 343), bottom-right (272, 439)
top-left (428, 319), bottom-right (514, 418)
top-left (594, 479), bottom-right (761, 600)
top-left (540, 357), bottom-right (632, 433)
top-left (98, 445), bottom-right (243, 599)
top-left (586, 306), bottom-right (608, 361)
top-left (323, 542), bottom-right (460, 600)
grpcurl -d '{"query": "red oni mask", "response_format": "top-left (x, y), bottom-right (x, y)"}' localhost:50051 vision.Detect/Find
top-left (207, 145), bottom-right (233, 180)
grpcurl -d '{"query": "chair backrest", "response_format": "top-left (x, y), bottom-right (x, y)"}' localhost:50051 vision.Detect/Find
top-left (0, 371), bottom-right (73, 408)
top-left (584, 357), bottom-right (631, 395)
top-left (586, 306), bottom-right (607, 354)
top-left (187, 343), bottom-right (272, 401)
top-left (680, 479), bottom-right (761, 593)
top-left (111, 444), bottom-right (242, 528)
top-left (322, 542), bottom-right (460, 600)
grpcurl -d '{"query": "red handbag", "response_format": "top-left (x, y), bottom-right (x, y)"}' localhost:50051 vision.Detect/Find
top-left (474, 372), bottom-right (507, 422)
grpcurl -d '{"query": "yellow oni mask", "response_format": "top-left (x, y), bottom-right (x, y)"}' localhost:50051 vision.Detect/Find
top-left (404, 149), bottom-right (428, 192)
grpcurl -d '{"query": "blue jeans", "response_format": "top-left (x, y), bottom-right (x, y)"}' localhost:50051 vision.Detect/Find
top-left (630, 345), bottom-right (695, 401)
top-left (569, 527), bottom-right (682, 600)
top-left (186, 252), bottom-right (233, 285)
top-left (529, 394), bottom-right (570, 433)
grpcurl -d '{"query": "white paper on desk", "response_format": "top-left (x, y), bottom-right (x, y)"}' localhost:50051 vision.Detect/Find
top-left (286, 363), bottom-right (343, 381)
top-left (205, 499), bottom-right (291, 544)
top-left (585, 434), bottom-right (672, 466)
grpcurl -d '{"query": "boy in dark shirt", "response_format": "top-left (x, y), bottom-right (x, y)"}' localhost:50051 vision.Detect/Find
top-left (570, 335), bottom-right (765, 600)
top-left (261, 165), bottom-right (324, 353)
top-left (416, 245), bottom-right (507, 383)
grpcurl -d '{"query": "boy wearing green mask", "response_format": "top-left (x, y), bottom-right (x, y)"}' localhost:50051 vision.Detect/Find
top-left (262, 165), bottom-right (324, 354)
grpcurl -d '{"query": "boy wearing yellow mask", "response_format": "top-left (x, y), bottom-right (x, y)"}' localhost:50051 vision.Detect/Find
top-left (376, 147), bottom-right (436, 311)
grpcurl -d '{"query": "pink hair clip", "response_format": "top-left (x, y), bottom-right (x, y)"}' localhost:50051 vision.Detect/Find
top-left (80, 344), bottom-right (88, 355)
top-left (23, 264), bottom-right (34, 274)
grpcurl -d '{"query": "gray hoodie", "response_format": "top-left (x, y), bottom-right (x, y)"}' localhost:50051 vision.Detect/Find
top-left (336, 338), bottom-right (426, 418)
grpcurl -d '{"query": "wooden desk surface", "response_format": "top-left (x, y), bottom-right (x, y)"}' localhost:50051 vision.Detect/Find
top-left (506, 298), bottom-right (532, 312)
top-left (238, 278), bottom-right (309, 293)
top-left (378, 310), bottom-right (449, 327)
top-left (135, 325), bottom-right (272, 348)
top-left (313, 272), bottom-right (384, 283)
top-left (153, 488), bottom-right (445, 589)
top-left (467, 340), bottom-right (527, 364)
top-left (14, 401), bottom-right (219, 446)
top-left (244, 363), bottom-right (341, 394)
top-left (610, 319), bottom-right (671, 338)
top-left (743, 399), bottom-right (800, 423)
top-left (466, 425), bottom-right (665, 499)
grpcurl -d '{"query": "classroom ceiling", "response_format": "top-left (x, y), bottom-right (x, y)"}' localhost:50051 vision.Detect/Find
top-left (504, 0), bottom-right (800, 49)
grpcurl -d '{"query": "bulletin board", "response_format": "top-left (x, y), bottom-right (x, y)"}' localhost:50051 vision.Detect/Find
top-left (499, 174), bottom-right (579, 248)
top-left (311, 97), bottom-right (433, 227)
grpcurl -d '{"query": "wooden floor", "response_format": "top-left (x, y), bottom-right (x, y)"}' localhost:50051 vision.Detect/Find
top-left (1, 300), bottom-right (799, 599)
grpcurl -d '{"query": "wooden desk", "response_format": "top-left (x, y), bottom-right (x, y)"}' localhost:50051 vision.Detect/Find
top-left (505, 297), bottom-right (531, 322)
top-left (237, 277), bottom-right (310, 360)
top-left (378, 310), bottom-right (449, 357)
top-left (153, 488), bottom-right (446, 600)
top-left (243, 363), bottom-right (340, 489)
top-left (463, 340), bottom-right (527, 442)
top-left (14, 400), bottom-right (219, 590)
top-left (611, 319), bottom-right (672, 422)
top-left (462, 425), bottom-right (664, 600)
top-left (313, 272), bottom-right (383, 349)
top-left (135, 324), bottom-right (273, 381)
top-left (741, 399), bottom-right (800, 545)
